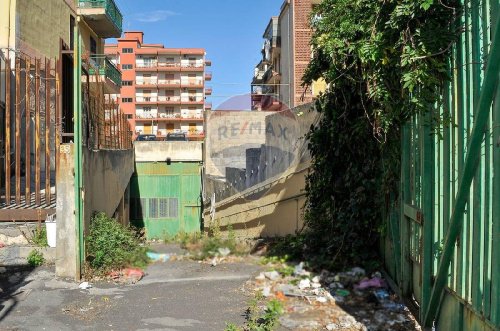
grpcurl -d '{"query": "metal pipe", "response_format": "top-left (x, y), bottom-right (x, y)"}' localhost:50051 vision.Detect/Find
top-left (73, 19), bottom-right (84, 280)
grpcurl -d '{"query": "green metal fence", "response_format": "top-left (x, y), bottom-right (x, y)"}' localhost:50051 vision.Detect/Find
top-left (382, 1), bottom-right (500, 329)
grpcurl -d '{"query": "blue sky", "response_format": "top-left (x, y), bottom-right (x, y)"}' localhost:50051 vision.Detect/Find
top-left (113, 0), bottom-right (284, 109)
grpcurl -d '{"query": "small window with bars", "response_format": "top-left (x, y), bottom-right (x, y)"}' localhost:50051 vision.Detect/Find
top-left (149, 198), bottom-right (178, 219)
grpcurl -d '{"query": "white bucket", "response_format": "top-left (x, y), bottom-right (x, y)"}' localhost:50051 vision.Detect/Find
top-left (45, 214), bottom-right (56, 248)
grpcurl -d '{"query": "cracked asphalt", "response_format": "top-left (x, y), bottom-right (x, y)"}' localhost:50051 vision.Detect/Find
top-left (0, 245), bottom-right (261, 331)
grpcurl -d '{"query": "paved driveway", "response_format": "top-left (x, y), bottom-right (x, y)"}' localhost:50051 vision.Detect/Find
top-left (0, 247), bottom-right (260, 331)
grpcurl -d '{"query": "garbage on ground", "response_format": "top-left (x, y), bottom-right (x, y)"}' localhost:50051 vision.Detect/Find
top-left (354, 276), bottom-right (386, 290)
top-left (78, 281), bottom-right (92, 290)
top-left (146, 251), bottom-right (170, 262)
top-left (218, 247), bottom-right (231, 257)
top-left (248, 262), bottom-right (421, 331)
top-left (109, 268), bottom-right (145, 284)
top-left (263, 270), bottom-right (280, 281)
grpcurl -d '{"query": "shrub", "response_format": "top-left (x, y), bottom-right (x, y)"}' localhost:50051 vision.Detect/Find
top-left (86, 213), bottom-right (149, 275)
top-left (27, 249), bottom-right (45, 267)
top-left (31, 227), bottom-right (48, 247)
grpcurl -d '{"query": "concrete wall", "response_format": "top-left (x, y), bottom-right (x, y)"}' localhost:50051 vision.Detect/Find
top-left (204, 162), bottom-right (309, 238)
top-left (82, 148), bottom-right (134, 230)
top-left (134, 141), bottom-right (203, 162)
top-left (56, 144), bottom-right (78, 278)
top-left (0, 0), bottom-right (75, 59)
top-left (203, 103), bottom-right (318, 237)
top-left (56, 144), bottom-right (134, 279)
top-left (205, 111), bottom-right (270, 178)
top-left (206, 104), bottom-right (315, 202)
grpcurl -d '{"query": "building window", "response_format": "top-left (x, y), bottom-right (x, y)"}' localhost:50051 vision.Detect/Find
top-left (143, 107), bottom-right (152, 112)
top-left (148, 198), bottom-right (178, 219)
top-left (123, 80), bottom-right (133, 86)
top-left (122, 64), bottom-right (133, 70)
top-left (127, 114), bottom-right (133, 119)
top-left (122, 97), bottom-right (133, 103)
top-left (122, 48), bottom-right (133, 53)
top-left (165, 107), bottom-right (174, 116)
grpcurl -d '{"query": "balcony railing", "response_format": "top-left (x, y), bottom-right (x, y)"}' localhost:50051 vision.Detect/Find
top-left (181, 96), bottom-right (204, 103)
top-left (135, 96), bottom-right (182, 103)
top-left (135, 114), bottom-right (204, 120)
top-left (205, 102), bottom-right (212, 109)
top-left (89, 55), bottom-right (122, 87)
top-left (158, 80), bottom-right (180, 85)
top-left (181, 80), bottom-right (204, 86)
top-left (135, 80), bottom-right (157, 85)
top-left (205, 72), bottom-right (212, 80)
top-left (78, 0), bottom-right (123, 37)
top-left (158, 96), bottom-right (181, 102)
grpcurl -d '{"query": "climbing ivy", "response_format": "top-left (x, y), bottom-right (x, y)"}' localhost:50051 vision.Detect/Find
top-left (301, 0), bottom-right (460, 267)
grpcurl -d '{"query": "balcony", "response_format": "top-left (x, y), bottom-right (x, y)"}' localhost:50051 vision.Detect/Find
top-left (78, 0), bottom-right (123, 38)
top-left (135, 80), bottom-right (157, 87)
top-left (181, 96), bottom-right (204, 104)
top-left (158, 80), bottom-right (181, 87)
top-left (181, 80), bottom-right (204, 87)
top-left (88, 55), bottom-right (122, 94)
top-left (263, 66), bottom-right (280, 84)
top-left (204, 72), bottom-right (212, 81)
top-left (134, 113), bottom-right (204, 121)
top-left (205, 60), bottom-right (212, 66)
top-left (204, 87), bottom-right (212, 95)
top-left (205, 102), bottom-right (212, 110)
top-left (180, 63), bottom-right (204, 72)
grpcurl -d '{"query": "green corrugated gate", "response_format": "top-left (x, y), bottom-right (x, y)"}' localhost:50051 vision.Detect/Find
top-left (381, 2), bottom-right (500, 330)
top-left (130, 162), bottom-right (202, 239)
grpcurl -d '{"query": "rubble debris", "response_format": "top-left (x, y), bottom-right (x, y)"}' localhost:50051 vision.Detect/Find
top-left (246, 260), bottom-right (421, 330)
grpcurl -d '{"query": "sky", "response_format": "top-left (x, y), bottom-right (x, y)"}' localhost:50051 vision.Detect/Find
top-left (112, 0), bottom-right (284, 109)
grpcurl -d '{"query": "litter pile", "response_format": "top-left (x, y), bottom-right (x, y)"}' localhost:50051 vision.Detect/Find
top-left (247, 261), bottom-right (420, 331)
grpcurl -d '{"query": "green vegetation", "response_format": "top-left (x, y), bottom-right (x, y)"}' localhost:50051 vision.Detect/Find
top-left (27, 249), bottom-right (45, 267)
top-left (224, 294), bottom-right (284, 331)
top-left (297, 0), bottom-right (460, 268)
top-left (30, 227), bottom-right (48, 247)
top-left (86, 213), bottom-right (149, 275)
top-left (179, 224), bottom-right (248, 260)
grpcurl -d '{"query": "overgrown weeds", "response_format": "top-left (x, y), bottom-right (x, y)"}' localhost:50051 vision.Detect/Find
top-left (27, 249), bottom-right (45, 267)
top-left (224, 293), bottom-right (283, 331)
top-left (30, 226), bottom-right (48, 247)
top-left (178, 225), bottom-right (248, 260)
top-left (85, 213), bottom-right (149, 276)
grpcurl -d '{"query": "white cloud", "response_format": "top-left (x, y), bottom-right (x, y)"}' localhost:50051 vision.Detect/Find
top-left (133, 10), bottom-right (178, 23)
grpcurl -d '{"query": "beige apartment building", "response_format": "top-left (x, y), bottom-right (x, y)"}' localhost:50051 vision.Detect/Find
top-left (105, 32), bottom-right (212, 141)
top-left (252, 0), bottom-right (325, 111)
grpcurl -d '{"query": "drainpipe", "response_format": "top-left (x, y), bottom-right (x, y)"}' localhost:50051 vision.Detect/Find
top-left (73, 20), bottom-right (84, 279)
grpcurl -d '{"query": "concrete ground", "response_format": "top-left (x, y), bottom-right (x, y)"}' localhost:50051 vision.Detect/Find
top-left (0, 245), bottom-right (261, 331)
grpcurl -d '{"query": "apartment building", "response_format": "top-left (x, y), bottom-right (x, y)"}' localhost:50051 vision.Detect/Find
top-left (105, 32), bottom-right (212, 141)
top-left (251, 0), bottom-right (325, 111)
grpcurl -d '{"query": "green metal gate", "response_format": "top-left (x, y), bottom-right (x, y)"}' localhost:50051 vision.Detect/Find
top-left (130, 162), bottom-right (202, 239)
top-left (382, 2), bottom-right (500, 329)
